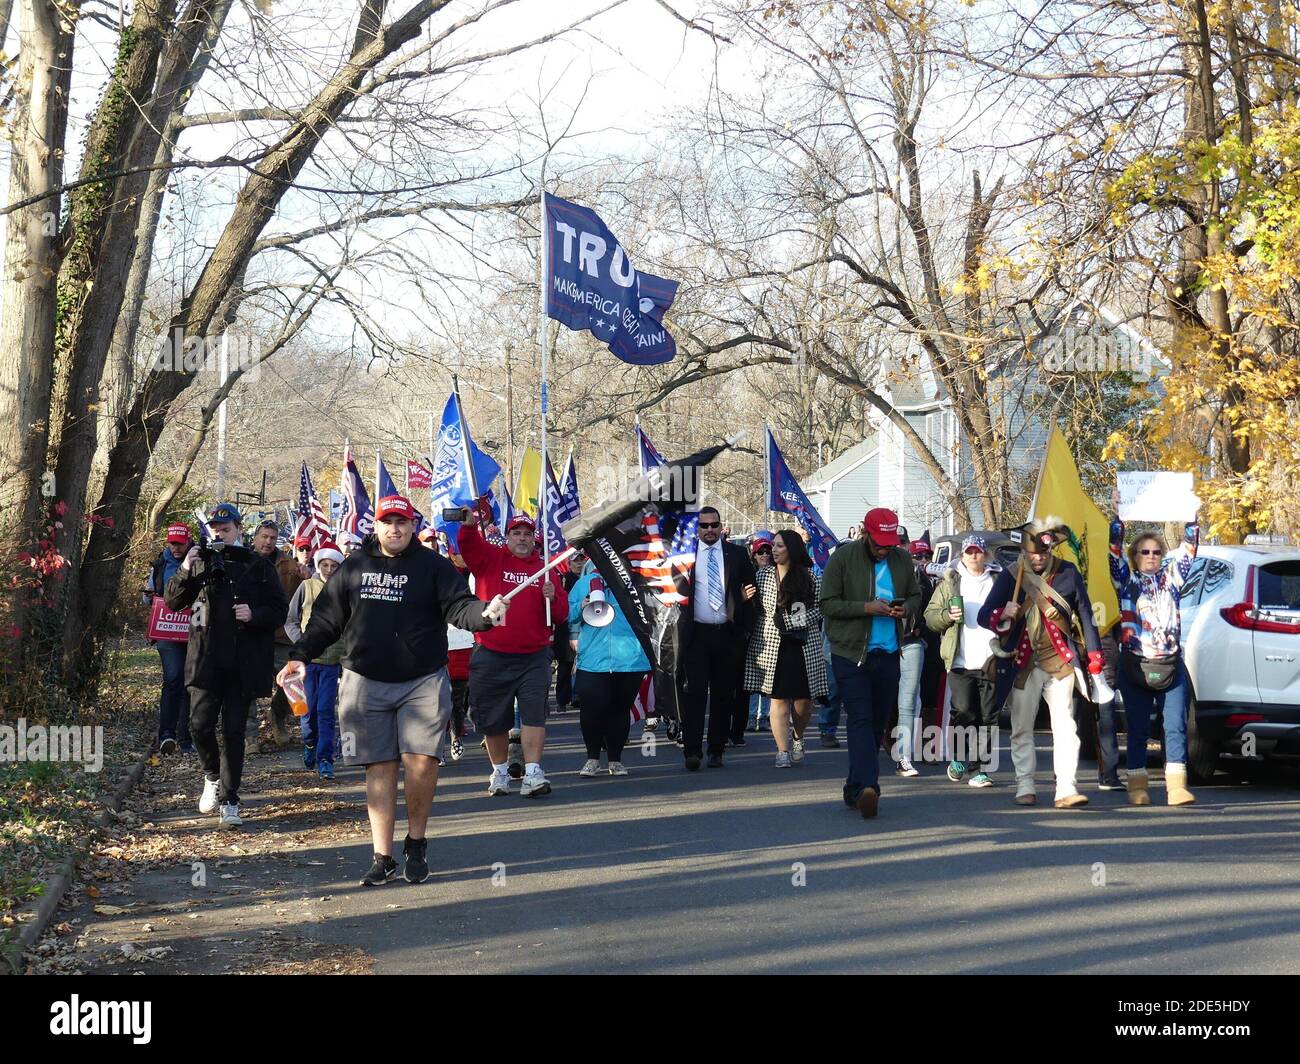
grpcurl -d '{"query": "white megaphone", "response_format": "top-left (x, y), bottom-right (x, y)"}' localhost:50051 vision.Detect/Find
top-left (582, 577), bottom-right (615, 628)
top-left (1091, 669), bottom-right (1116, 705)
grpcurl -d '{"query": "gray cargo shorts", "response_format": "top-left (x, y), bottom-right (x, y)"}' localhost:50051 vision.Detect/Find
top-left (336, 668), bottom-right (452, 766)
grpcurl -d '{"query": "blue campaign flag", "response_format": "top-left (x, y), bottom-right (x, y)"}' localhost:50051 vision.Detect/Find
top-left (426, 392), bottom-right (501, 535)
top-left (636, 424), bottom-right (666, 474)
top-left (541, 456), bottom-right (580, 557)
top-left (560, 455), bottom-right (581, 515)
top-left (543, 193), bottom-right (679, 366)
top-left (765, 427), bottom-right (839, 569)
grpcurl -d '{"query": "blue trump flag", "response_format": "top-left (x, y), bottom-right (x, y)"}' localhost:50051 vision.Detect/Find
top-left (427, 392), bottom-right (501, 534)
top-left (543, 193), bottom-right (679, 366)
top-left (765, 427), bottom-right (839, 569)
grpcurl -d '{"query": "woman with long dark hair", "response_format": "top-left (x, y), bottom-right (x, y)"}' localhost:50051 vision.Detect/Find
top-left (744, 529), bottom-right (829, 768)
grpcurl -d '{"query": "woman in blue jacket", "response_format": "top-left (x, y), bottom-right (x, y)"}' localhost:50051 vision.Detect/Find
top-left (569, 563), bottom-right (650, 777)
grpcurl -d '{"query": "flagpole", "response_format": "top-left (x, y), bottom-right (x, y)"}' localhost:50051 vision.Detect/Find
top-left (375, 447), bottom-right (381, 504)
top-left (452, 375), bottom-right (480, 501)
top-left (538, 183), bottom-right (552, 625)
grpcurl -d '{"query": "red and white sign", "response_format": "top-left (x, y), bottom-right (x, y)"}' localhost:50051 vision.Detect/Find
top-left (147, 596), bottom-right (191, 642)
top-left (406, 459), bottom-right (432, 490)
top-left (631, 673), bottom-right (654, 723)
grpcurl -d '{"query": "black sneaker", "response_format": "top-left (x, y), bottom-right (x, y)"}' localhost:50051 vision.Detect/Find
top-left (731, 736), bottom-right (747, 747)
top-left (684, 755), bottom-right (701, 771)
top-left (361, 853), bottom-right (398, 887)
top-left (402, 836), bottom-right (429, 884)
top-left (706, 753), bottom-right (724, 768)
top-left (159, 736), bottom-right (177, 756)
top-left (1098, 777), bottom-right (1125, 791)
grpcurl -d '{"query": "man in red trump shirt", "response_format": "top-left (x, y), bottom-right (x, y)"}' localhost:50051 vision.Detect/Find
top-left (457, 512), bottom-right (569, 798)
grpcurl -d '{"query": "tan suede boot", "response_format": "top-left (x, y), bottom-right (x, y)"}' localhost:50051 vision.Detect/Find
top-left (1166, 765), bottom-right (1196, 806)
top-left (1127, 770), bottom-right (1151, 806)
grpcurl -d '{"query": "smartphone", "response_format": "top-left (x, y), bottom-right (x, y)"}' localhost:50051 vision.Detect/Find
top-left (889, 598), bottom-right (905, 609)
top-left (442, 506), bottom-right (472, 523)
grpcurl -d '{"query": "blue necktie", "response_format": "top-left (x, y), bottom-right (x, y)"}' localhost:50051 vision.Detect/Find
top-left (708, 547), bottom-right (723, 613)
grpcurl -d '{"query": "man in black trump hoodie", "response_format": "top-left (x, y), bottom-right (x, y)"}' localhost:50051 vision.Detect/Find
top-left (279, 495), bottom-right (507, 885)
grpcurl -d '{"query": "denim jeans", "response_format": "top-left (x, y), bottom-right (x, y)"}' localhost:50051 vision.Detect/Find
top-left (1117, 660), bottom-right (1188, 768)
top-left (748, 691), bottom-right (769, 727)
top-left (1094, 694), bottom-right (1122, 782)
top-left (818, 630), bottom-right (842, 735)
top-left (895, 640), bottom-right (925, 761)
top-left (156, 640), bottom-right (191, 744)
top-left (832, 651), bottom-right (901, 803)
top-left (302, 663), bottom-right (340, 765)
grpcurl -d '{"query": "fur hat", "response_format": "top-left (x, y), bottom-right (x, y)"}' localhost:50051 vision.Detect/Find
top-left (1022, 514), bottom-right (1067, 552)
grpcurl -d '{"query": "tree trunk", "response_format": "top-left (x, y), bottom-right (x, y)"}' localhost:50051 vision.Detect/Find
top-left (68, 0), bottom-right (452, 689)
top-left (0, 0), bottom-right (73, 647)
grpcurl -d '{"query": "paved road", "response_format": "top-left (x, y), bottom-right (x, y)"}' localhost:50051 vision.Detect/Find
top-left (303, 715), bottom-right (1300, 974)
top-left (71, 713), bottom-right (1300, 974)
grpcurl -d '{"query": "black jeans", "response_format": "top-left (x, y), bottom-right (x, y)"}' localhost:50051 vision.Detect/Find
top-left (189, 669), bottom-right (251, 805)
top-left (947, 668), bottom-right (999, 769)
top-left (576, 670), bottom-right (644, 761)
top-left (681, 622), bottom-right (744, 758)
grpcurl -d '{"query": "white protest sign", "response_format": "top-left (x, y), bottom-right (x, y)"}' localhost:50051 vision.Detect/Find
top-left (1117, 471), bottom-right (1201, 522)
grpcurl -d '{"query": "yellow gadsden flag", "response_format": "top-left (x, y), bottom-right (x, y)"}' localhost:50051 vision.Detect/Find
top-left (513, 447), bottom-right (542, 518)
top-left (1030, 428), bottom-right (1119, 634)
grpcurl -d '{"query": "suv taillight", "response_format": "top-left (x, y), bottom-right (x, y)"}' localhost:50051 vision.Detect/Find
top-left (1226, 713), bottom-right (1266, 728)
top-left (1221, 563), bottom-right (1300, 633)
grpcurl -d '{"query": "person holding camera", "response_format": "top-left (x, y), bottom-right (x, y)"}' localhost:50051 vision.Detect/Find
top-left (251, 517), bottom-right (304, 745)
top-left (820, 508), bottom-right (921, 819)
top-left (457, 510), bottom-right (569, 799)
top-left (164, 503), bottom-right (288, 828)
top-left (278, 496), bottom-right (507, 885)
top-left (744, 529), bottom-right (826, 769)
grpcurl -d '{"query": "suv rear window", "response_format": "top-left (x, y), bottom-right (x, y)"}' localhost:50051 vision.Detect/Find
top-left (1258, 560), bottom-right (1300, 610)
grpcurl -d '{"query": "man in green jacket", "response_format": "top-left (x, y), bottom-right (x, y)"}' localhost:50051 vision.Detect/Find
top-left (820, 507), bottom-right (922, 819)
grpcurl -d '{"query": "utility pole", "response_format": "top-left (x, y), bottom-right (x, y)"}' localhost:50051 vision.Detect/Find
top-left (505, 341), bottom-right (515, 491)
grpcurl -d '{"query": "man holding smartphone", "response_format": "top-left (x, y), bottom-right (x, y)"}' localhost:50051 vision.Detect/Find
top-left (820, 507), bottom-right (922, 818)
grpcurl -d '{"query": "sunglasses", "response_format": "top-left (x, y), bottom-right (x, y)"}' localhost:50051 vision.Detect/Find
top-left (1138, 548), bottom-right (1164, 557)
top-left (698, 522), bottom-right (721, 529)
top-left (754, 546), bottom-right (772, 555)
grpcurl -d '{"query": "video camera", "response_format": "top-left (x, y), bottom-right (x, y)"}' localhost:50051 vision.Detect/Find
top-left (196, 540), bottom-right (229, 587)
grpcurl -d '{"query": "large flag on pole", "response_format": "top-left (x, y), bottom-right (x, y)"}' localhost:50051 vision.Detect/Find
top-left (339, 447), bottom-right (374, 537)
top-left (543, 193), bottom-right (679, 366)
top-left (406, 458), bottom-right (432, 490)
top-left (562, 439), bottom-right (736, 723)
top-left (765, 427), bottom-right (839, 569)
top-left (295, 463), bottom-right (332, 550)
top-left (427, 391), bottom-right (500, 533)
top-left (1029, 427), bottom-right (1120, 634)
top-left (541, 454), bottom-right (582, 557)
top-left (514, 447), bottom-right (542, 518)
top-left (635, 423), bottom-right (665, 474)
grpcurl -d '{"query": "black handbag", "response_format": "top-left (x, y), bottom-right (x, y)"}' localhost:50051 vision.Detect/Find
top-left (777, 610), bottom-right (810, 644)
top-left (1119, 650), bottom-right (1179, 692)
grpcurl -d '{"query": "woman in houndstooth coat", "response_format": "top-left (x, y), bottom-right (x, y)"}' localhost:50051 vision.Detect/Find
top-left (744, 529), bottom-right (828, 767)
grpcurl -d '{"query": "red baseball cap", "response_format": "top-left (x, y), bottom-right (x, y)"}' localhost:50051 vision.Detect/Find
top-left (376, 495), bottom-right (415, 521)
top-left (293, 535), bottom-right (313, 549)
top-left (506, 514), bottom-right (535, 533)
top-left (863, 507), bottom-right (901, 546)
top-left (165, 523), bottom-right (190, 544)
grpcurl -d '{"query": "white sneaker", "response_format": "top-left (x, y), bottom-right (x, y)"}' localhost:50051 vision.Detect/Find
top-left (579, 759), bottom-right (602, 777)
top-left (520, 769), bottom-right (552, 798)
top-left (897, 758), bottom-right (920, 777)
top-left (199, 777), bottom-right (220, 815)
top-left (774, 751), bottom-right (792, 768)
top-left (608, 762), bottom-right (628, 776)
top-left (791, 738), bottom-right (805, 764)
top-left (218, 802), bottom-right (242, 828)
top-left (487, 771), bottom-right (510, 796)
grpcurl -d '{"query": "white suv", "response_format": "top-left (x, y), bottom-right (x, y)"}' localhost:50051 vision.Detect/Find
top-left (1179, 545), bottom-right (1300, 781)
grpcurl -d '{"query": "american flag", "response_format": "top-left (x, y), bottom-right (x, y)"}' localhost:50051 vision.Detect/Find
top-left (295, 462), bottom-right (331, 550)
top-left (625, 511), bottom-right (688, 607)
top-left (667, 511), bottom-right (699, 578)
top-left (630, 673), bottom-right (653, 723)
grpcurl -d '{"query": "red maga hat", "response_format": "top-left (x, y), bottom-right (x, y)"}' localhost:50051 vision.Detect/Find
top-left (863, 507), bottom-right (901, 546)
top-left (376, 495), bottom-right (415, 521)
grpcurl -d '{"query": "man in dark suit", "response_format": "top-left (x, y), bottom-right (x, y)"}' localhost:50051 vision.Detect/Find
top-left (676, 506), bottom-right (757, 770)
